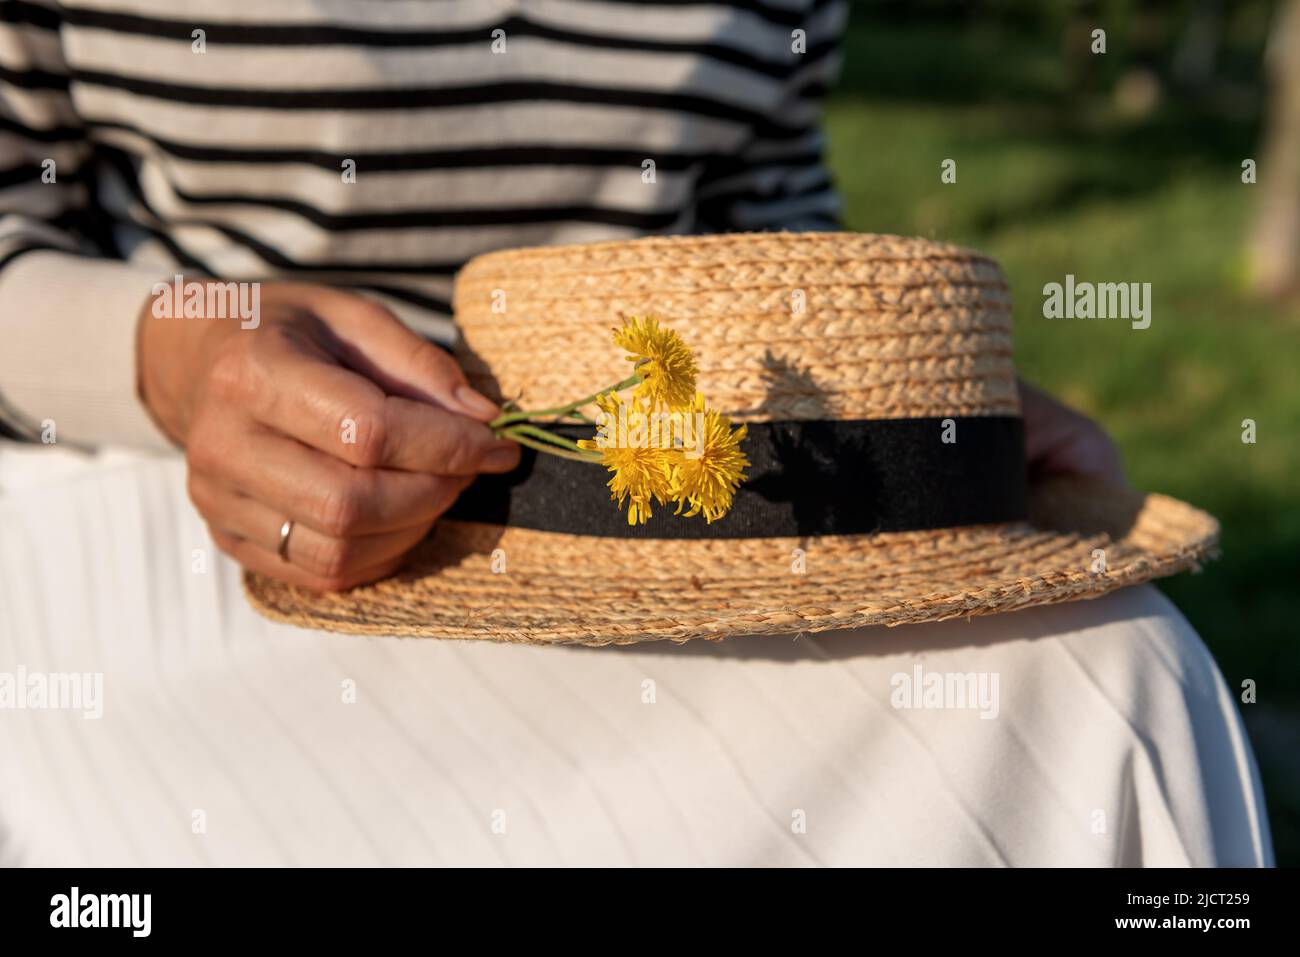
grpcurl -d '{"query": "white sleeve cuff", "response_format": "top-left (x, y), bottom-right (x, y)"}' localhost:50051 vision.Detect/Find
top-left (0, 251), bottom-right (175, 453)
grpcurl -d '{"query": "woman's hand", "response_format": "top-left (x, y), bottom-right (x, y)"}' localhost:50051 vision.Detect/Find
top-left (1018, 378), bottom-right (1125, 486)
top-left (138, 281), bottom-right (520, 591)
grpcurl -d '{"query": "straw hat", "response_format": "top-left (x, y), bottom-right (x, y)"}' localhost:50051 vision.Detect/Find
top-left (245, 232), bottom-right (1218, 644)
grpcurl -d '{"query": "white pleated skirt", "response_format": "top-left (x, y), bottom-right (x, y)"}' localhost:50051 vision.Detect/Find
top-left (0, 442), bottom-right (1272, 866)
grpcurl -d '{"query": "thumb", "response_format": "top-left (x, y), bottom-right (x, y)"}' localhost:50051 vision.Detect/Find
top-left (298, 286), bottom-right (500, 422)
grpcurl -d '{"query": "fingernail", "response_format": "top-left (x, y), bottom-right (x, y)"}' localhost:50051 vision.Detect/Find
top-left (454, 384), bottom-right (500, 420)
top-left (484, 444), bottom-right (521, 471)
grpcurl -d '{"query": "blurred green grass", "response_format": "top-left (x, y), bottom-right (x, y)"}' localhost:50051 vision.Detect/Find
top-left (825, 9), bottom-right (1299, 863)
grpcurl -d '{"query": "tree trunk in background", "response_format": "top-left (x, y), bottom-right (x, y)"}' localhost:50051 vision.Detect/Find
top-left (1248, 0), bottom-right (1300, 300)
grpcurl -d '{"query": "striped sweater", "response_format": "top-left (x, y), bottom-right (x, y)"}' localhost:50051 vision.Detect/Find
top-left (0, 0), bottom-right (845, 449)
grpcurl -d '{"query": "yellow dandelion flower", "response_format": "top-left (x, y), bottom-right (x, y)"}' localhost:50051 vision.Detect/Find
top-left (613, 315), bottom-right (698, 412)
top-left (584, 390), bottom-right (623, 443)
top-left (670, 394), bottom-right (749, 523)
top-left (578, 395), bottom-right (675, 525)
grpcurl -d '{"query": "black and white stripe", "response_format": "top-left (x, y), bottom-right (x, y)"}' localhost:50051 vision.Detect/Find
top-left (1, 0), bottom-right (845, 351)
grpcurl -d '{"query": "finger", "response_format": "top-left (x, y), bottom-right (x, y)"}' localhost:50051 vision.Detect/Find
top-left (1050, 432), bottom-right (1126, 486)
top-left (232, 335), bottom-right (519, 473)
top-left (190, 427), bottom-right (473, 536)
top-left (289, 285), bottom-right (500, 421)
top-left (1018, 379), bottom-right (1125, 486)
top-left (1024, 414), bottom-right (1126, 486)
top-left (192, 477), bottom-right (434, 581)
top-left (211, 528), bottom-right (405, 593)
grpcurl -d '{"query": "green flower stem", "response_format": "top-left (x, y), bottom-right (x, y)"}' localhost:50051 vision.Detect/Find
top-left (501, 429), bottom-right (601, 463)
top-left (488, 373), bottom-right (642, 429)
top-left (503, 422), bottom-right (590, 454)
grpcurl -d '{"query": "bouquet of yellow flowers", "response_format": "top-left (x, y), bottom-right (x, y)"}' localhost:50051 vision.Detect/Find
top-left (489, 317), bottom-right (749, 526)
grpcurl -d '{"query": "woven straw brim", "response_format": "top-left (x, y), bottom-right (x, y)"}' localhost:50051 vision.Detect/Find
top-left (243, 477), bottom-right (1219, 646)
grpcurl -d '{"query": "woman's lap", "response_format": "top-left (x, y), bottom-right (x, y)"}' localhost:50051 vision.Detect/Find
top-left (0, 443), bottom-right (1272, 865)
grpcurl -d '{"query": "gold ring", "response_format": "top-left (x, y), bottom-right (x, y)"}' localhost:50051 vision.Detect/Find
top-left (277, 519), bottom-right (294, 562)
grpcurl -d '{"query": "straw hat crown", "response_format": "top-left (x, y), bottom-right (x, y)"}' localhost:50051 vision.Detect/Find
top-left (452, 232), bottom-right (1018, 423)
